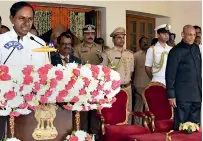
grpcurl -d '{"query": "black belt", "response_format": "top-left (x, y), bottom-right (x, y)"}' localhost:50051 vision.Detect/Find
top-left (121, 82), bottom-right (131, 88)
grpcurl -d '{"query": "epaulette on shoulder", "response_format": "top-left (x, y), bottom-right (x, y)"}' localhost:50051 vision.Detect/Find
top-left (125, 49), bottom-right (134, 54)
top-left (104, 48), bottom-right (112, 53)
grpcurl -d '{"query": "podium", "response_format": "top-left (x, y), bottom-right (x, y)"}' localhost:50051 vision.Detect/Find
top-left (7, 107), bottom-right (73, 141)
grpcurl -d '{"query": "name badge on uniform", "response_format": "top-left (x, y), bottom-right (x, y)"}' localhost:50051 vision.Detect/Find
top-left (115, 57), bottom-right (121, 59)
top-left (81, 50), bottom-right (88, 53)
top-left (4, 41), bottom-right (23, 50)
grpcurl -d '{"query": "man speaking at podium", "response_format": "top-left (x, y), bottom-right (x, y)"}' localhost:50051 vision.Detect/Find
top-left (0, 1), bottom-right (48, 139)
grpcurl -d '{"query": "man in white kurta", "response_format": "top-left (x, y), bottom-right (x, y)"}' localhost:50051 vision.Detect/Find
top-left (0, 2), bottom-right (49, 140)
top-left (0, 28), bottom-right (48, 67)
top-left (145, 24), bottom-right (172, 85)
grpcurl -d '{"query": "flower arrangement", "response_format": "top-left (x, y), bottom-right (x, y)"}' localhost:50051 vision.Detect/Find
top-left (179, 122), bottom-right (200, 134)
top-left (4, 137), bottom-right (21, 141)
top-left (0, 63), bottom-right (121, 116)
top-left (65, 130), bottom-right (95, 141)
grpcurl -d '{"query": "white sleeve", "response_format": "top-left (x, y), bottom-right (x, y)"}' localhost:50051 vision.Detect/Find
top-left (145, 48), bottom-right (153, 67)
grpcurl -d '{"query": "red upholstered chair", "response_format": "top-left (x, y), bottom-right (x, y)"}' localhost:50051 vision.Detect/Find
top-left (143, 82), bottom-right (174, 133)
top-left (97, 89), bottom-right (150, 141)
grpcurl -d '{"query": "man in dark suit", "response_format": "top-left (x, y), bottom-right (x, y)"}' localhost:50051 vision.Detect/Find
top-left (51, 32), bottom-right (81, 66)
top-left (166, 25), bottom-right (202, 130)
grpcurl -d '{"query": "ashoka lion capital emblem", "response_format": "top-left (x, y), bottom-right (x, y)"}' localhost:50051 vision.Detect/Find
top-left (32, 104), bottom-right (58, 140)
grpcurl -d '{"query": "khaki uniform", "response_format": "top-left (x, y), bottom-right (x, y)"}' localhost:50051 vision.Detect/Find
top-left (74, 42), bottom-right (102, 65)
top-left (133, 50), bottom-right (151, 125)
top-left (102, 47), bottom-right (134, 123)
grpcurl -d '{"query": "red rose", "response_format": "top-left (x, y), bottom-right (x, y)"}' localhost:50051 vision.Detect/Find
top-left (56, 96), bottom-right (65, 103)
top-left (24, 94), bottom-right (35, 101)
top-left (0, 101), bottom-right (7, 108)
top-left (32, 82), bottom-right (40, 92)
top-left (90, 90), bottom-right (99, 97)
top-left (39, 75), bottom-right (47, 85)
top-left (55, 70), bottom-right (63, 80)
top-left (0, 73), bottom-right (11, 81)
top-left (102, 66), bottom-right (110, 74)
top-left (22, 65), bottom-right (33, 75)
top-left (28, 105), bottom-right (38, 110)
top-left (91, 65), bottom-right (99, 79)
top-left (68, 136), bottom-right (78, 141)
top-left (10, 112), bottom-right (20, 117)
top-left (4, 91), bottom-right (15, 100)
top-left (73, 69), bottom-right (80, 77)
top-left (63, 105), bottom-right (72, 110)
top-left (45, 90), bottom-right (52, 97)
top-left (111, 80), bottom-right (121, 89)
top-left (40, 96), bottom-right (48, 103)
top-left (50, 79), bottom-right (57, 89)
top-left (23, 76), bottom-right (33, 85)
top-left (0, 65), bottom-right (9, 73)
top-left (97, 84), bottom-right (103, 91)
top-left (19, 103), bottom-right (28, 109)
top-left (83, 77), bottom-right (90, 87)
top-left (79, 88), bottom-right (86, 95)
top-left (58, 90), bottom-right (68, 97)
top-left (104, 90), bottom-right (111, 95)
top-left (104, 74), bottom-right (111, 82)
top-left (70, 96), bottom-right (79, 103)
top-left (99, 99), bottom-right (106, 104)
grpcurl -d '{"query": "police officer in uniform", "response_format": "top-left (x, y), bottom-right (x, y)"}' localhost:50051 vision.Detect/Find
top-left (145, 24), bottom-right (172, 85)
top-left (74, 24), bottom-right (103, 65)
top-left (102, 27), bottom-right (134, 123)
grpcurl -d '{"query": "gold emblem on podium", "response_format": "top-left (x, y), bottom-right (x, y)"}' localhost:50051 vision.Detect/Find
top-left (32, 104), bottom-right (58, 140)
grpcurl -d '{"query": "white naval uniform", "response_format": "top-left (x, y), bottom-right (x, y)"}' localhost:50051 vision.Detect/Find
top-left (0, 28), bottom-right (49, 67)
top-left (145, 42), bottom-right (172, 85)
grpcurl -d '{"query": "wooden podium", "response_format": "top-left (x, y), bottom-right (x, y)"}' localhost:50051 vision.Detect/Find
top-left (7, 107), bottom-right (73, 141)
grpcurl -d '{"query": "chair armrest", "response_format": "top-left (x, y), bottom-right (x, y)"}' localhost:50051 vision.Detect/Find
top-left (144, 111), bottom-right (155, 132)
top-left (129, 111), bottom-right (149, 130)
top-left (96, 111), bottom-right (106, 135)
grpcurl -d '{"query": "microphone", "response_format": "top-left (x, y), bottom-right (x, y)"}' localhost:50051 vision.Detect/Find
top-left (3, 36), bottom-right (20, 64)
top-left (30, 36), bottom-right (44, 46)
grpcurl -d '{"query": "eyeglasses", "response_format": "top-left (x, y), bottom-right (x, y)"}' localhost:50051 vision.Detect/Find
top-left (60, 43), bottom-right (72, 47)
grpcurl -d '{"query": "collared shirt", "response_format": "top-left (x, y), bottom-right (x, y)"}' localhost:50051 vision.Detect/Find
top-left (0, 28), bottom-right (48, 68)
top-left (74, 42), bottom-right (102, 65)
top-left (102, 46), bottom-right (134, 85)
top-left (145, 42), bottom-right (172, 85)
top-left (133, 50), bottom-right (151, 88)
top-left (199, 43), bottom-right (202, 55)
top-left (59, 54), bottom-right (70, 66)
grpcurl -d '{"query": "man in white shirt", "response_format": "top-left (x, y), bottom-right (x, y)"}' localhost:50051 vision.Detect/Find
top-left (0, 2), bottom-right (48, 67)
top-left (145, 24), bottom-right (172, 85)
top-left (0, 1), bottom-right (48, 139)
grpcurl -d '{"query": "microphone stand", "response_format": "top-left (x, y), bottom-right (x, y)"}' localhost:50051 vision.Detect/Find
top-left (3, 36), bottom-right (20, 64)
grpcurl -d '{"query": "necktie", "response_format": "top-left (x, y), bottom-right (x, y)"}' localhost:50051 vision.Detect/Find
top-left (63, 57), bottom-right (69, 64)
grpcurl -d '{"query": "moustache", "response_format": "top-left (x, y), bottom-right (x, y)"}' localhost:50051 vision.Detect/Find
top-left (88, 38), bottom-right (93, 40)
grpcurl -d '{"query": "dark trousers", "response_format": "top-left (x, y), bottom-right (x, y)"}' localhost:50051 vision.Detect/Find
top-left (174, 101), bottom-right (201, 131)
top-left (0, 116), bottom-right (7, 140)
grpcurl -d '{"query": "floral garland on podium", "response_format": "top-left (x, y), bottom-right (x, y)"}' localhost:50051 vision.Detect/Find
top-left (0, 63), bottom-right (121, 141)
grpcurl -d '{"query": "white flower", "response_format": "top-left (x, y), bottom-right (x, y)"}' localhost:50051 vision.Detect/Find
top-left (74, 130), bottom-right (87, 141)
top-left (16, 108), bottom-right (32, 115)
top-left (80, 65), bottom-right (93, 78)
top-left (7, 96), bottom-right (23, 108)
top-left (21, 84), bottom-right (34, 95)
top-left (6, 137), bottom-right (21, 141)
top-left (0, 107), bottom-right (12, 116)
